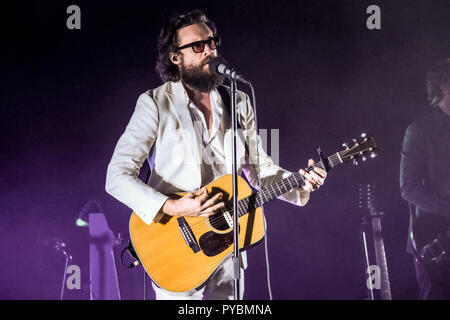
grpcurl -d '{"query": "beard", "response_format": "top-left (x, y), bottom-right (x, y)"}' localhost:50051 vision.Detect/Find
top-left (180, 58), bottom-right (224, 93)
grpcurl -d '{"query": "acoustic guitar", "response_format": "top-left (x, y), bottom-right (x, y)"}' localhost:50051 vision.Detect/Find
top-left (129, 134), bottom-right (379, 293)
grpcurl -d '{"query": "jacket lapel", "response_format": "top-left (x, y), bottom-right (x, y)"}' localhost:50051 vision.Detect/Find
top-left (165, 81), bottom-right (202, 170)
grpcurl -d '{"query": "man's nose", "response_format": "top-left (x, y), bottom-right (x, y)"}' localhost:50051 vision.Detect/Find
top-left (203, 43), bottom-right (215, 57)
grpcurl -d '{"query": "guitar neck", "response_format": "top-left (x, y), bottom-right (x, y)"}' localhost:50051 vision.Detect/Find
top-left (235, 152), bottom-right (343, 217)
top-left (361, 183), bottom-right (392, 301)
top-left (371, 212), bottom-right (392, 300)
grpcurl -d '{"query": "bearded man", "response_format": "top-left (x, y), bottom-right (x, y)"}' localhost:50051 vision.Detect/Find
top-left (106, 9), bottom-right (327, 300)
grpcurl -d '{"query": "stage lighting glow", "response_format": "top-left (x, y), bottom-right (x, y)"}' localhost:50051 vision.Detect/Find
top-left (76, 218), bottom-right (89, 227)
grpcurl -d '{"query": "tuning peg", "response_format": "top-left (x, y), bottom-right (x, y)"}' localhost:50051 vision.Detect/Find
top-left (362, 156), bottom-right (367, 162)
top-left (353, 159), bottom-right (358, 166)
top-left (342, 142), bottom-right (349, 149)
top-left (370, 151), bottom-right (377, 158)
top-left (361, 133), bottom-right (367, 138)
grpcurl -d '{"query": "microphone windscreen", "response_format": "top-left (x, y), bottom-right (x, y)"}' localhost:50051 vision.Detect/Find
top-left (208, 57), bottom-right (226, 75)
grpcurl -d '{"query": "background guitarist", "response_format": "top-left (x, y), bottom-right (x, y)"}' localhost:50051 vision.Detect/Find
top-left (400, 58), bottom-right (450, 299)
top-left (105, 9), bottom-right (327, 300)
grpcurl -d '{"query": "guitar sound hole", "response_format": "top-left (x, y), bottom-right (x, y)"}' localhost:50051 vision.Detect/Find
top-left (208, 213), bottom-right (230, 231)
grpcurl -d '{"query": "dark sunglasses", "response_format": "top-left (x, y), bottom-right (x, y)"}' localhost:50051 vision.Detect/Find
top-left (175, 36), bottom-right (221, 53)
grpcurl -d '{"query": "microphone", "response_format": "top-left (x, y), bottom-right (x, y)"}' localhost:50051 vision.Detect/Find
top-left (208, 57), bottom-right (249, 83)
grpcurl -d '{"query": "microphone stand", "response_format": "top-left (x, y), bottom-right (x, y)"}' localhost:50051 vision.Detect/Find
top-left (60, 248), bottom-right (72, 300)
top-left (209, 57), bottom-right (252, 300)
top-left (53, 240), bottom-right (72, 300)
top-left (230, 79), bottom-right (241, 300)
top-left (360, 215), bottom-right (375, 300)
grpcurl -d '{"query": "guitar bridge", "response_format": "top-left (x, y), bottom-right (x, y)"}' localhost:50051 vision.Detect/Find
top-left (223, 210), bottom-right (233, 228)
top-left (177, 217), bottom-right (200, 253)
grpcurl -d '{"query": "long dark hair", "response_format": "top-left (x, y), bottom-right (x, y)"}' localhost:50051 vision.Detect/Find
top-left (427, 58), bottom-right (450, 107)
top-left (155, 10), bottom-right (218, 82)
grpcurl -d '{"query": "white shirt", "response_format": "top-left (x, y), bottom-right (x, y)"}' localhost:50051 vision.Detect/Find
top-left (185, 89), bottom-right (248, 268)
top-left (185, 89), bottom-right (230, 187)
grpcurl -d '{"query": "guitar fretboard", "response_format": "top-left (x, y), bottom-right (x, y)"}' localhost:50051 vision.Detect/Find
top-left (230, 152), bottom-right (343, 217)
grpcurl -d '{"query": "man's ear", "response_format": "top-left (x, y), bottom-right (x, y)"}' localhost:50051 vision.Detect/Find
top-left (170, 53), bottom-right (181, 65)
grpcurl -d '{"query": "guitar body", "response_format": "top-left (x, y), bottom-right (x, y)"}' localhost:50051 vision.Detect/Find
top-left (413, 214), bottom-right (450, 251)
top-left (371, 216), bottom-right (392, 299)
top-left (129, 174), bottom-right (265, 293)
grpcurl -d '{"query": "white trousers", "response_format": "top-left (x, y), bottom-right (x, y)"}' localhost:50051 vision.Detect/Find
top-left (152, 257), bottom-right (244, 300)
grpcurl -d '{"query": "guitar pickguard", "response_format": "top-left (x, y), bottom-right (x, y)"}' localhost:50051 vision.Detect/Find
top-left (199, 229), bottom-right (236, 257)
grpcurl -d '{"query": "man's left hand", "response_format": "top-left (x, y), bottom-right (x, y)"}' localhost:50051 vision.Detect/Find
top-left (299, 159), bottom-right (327, 192)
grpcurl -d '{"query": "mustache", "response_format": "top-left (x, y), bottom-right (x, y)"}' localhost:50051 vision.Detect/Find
top-left (202, 55), bottom-right (216, 66)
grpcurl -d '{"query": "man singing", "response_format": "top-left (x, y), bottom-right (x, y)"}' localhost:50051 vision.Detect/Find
top-left (106, 9), bottom-right (327, 300)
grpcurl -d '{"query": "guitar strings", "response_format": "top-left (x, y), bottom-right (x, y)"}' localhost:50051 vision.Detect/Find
top-left (161, 168), bottom-right (309, 245)
top-left (186, 151), bottom-right (343, 234)
top-left (186, 155), bottom-right (338, 232)
top-left (187, 173), bottom-right (300, 232)
top-left (187, 155), bottom-right (338, 232)
top-left (186, 160), bottom-right (329, 233)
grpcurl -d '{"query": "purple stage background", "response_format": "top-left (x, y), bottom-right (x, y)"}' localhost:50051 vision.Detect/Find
top-left (1, 0), bottom-right (449, 299)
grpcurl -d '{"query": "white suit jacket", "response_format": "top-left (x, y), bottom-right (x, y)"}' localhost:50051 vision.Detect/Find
top-left (105, 81), bottom-right (309, 226)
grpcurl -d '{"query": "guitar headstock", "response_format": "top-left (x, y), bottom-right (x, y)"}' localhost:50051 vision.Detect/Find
top-left (359, 183), bottom-right (376, 212)
top-left (358, 183), bottom-right (385, 217)
top-left (339, 133), bottom-right (379, 166)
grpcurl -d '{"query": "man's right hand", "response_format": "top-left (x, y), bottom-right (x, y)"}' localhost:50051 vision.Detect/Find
top-left (162, 188), bottom-right (225, 217)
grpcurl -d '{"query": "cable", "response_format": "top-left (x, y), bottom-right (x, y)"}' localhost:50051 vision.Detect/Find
top-left (245, 81), bottom-right (273, 300)
top-left (143, 268), bottom-right (146, 300)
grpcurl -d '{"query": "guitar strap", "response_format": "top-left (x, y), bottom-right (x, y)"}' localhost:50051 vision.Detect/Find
top-left (408, 202), bottom-right (419, 256)
top-left (217, 85), bottom-right (243, 130)
top-left (217, 85), bottom-right (250, 157)
top-left (120, 240), bottom-right (141, 269)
